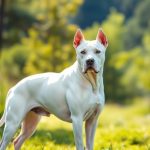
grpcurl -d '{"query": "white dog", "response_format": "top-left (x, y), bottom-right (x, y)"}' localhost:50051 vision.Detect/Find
top-left (0, 28), bottom-right (108, 150)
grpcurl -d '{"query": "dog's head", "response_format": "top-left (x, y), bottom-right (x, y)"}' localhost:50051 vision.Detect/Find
top-left (73, 28), bottom-right (108, 74)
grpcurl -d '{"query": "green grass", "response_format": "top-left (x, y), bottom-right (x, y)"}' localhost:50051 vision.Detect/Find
top-left (0, 99), bottom-right (150, 150)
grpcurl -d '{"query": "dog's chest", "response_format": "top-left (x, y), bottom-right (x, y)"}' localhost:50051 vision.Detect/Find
top-left (81, 91), bottom-right (103, 120)
top-left (83, 103), bottom-right (99, 121)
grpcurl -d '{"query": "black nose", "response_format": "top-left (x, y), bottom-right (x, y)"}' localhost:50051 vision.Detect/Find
top-left (86, 59), bottom-right (94, 66)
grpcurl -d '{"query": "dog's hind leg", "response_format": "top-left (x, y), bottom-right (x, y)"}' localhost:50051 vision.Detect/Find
top-left (13, 111), bottom-right (41, 150)
top-left (0, 112), bottom-right (24, 150)
top-left (0, 95), bottom-right (28, 150)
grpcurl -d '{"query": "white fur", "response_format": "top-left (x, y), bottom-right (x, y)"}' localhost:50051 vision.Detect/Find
top-left (0, 31), bottom-right (107, 150)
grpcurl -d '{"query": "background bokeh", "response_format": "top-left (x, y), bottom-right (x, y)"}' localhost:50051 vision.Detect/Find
top-left (0, 0), bottom-right (150, 149)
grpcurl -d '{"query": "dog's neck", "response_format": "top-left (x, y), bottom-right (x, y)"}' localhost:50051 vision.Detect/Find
top-left (75, 61), bottom-right (104, 92)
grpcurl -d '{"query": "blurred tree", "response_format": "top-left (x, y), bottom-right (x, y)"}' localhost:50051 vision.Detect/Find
top-left (74, 0), bottom-right (112, 28)
top-left (130, 34), bottom-right (149, 92)
top-left (23, 0), bottom-right (82, 74)
top-left (0, 0), bottom-right (5, 49)
top-left (74, 0), bottom-right (140, 28)
top-left (113, 33), bottom-right (150, 97)
top-left (113, 0), bottom-right (140, 19)
top-left (124, 0), bottom-right (150, 49)
top-left (1, 0), bottom-right (83, 79)
top-left (2, 0), bottom-right (38, 47)
top-left (0, 44), bottom-right (29, 80)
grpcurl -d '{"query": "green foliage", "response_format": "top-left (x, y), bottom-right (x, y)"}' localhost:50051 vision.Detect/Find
top-left (1, 45), bottom-right (29, 80)
top-left (3, 0), bottom-right (37, 46)
top-left (1, 0), bottom-right (82, 77)
top-left (74, 0), bottom-right (140, 28)
top-left (23, 25), bottom-right (77, 75)
top-left (3, 0), bottom-right (82, 46)
top-left (114, 33), bottom-right (150, 95)
top-left (23, 0), bottom-right (82, 74)
top-left (124, 0), bottom-right (150, 49)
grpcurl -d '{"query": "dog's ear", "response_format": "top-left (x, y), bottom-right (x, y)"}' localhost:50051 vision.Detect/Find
top-left (96, 28), bottom-right (108, 47)
top-left (73, 29), bottom-right (84, 48)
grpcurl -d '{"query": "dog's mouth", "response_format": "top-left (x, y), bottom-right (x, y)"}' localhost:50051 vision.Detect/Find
top-left (84, 67), bottom-right (99, 74)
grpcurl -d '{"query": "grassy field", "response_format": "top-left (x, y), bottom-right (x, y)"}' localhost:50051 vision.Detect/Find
top-left (0, 99), bottom-right (150, 150)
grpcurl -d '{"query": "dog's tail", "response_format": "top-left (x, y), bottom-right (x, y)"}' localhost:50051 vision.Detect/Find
top-left (0, 111), bottom-right (5, 127)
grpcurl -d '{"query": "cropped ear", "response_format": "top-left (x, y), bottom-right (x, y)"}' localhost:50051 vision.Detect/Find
top-left (96, 28), bottom-right (108, 47)
top-left (73, 29), bottom-right (84, 48)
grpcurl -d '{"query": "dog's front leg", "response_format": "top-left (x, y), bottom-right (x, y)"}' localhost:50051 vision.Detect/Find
top-left (66, 90), bottom-right (84, 150)
top-left (85, 111), bottom-right (100, 150)
top-left (71, 116), bottom-right (84, 150)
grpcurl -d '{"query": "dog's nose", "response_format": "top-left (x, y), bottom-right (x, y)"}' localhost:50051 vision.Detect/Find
top-left (86, 59), bottom-right (94, 66)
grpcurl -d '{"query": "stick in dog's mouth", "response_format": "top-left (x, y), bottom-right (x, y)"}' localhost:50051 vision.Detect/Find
top-left (84, 67), bottom-right (99, 74)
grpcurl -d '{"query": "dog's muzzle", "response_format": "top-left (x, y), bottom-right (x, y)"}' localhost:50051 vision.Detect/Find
top-left (84, 59), bottom-right (99, 73)
top-left (86, 58), bottom-right (94, 66)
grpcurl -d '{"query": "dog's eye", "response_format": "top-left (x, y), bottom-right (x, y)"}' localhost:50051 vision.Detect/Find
top-left (80, 50), bottom-right (86, 54)
top-left (95, 49), bottom-right (101, 54)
